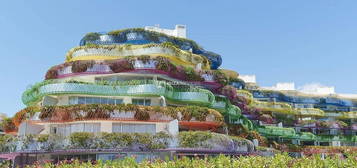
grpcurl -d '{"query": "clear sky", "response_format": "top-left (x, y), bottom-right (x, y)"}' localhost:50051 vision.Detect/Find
top-left (1, 0), bottom-right (357, 116)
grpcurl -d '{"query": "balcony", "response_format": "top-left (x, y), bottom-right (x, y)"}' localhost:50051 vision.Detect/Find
top-left (236, 90), bottom-right (253, 100)
top-left (257, 126), bottom-right (296, 137)
top-left (22, 80), bottom-right (215, 106)
top-left (67, 43), bottom-right (208, 69)
top-left (17, 104), bottom-right (223, 127)
top-left (296, 108), bottom-right (325, 116)
top-left (339, 112), bottom-right (357, 119)
top-left (133, 60), bottom-right (157, 69)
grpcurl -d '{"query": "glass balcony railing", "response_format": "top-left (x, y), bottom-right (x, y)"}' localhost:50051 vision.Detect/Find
top-left (296, 108), bottom-right (325, 116)
top-left (236, 90), bottom-right (253, 100)
top-left (257, 126), bottom-right (296, 137)
top-left (67, 44), bottom-right (208, 68)
top-left (22, 80), bottom-right (215, 107)
top-left (339, 112), bottom-right (357, 119)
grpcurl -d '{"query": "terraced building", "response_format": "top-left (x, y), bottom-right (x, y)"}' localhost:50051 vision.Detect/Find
top-left (237, 79), bottom-right (357, 148)
top-left (2, 25), bottom-right (356, 165)
top-left (4, 25), bottom-right (255, 164)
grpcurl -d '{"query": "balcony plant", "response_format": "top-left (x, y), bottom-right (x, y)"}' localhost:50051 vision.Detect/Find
top-left (1, 118), bottom-right (17, 133)
top-left (71, 60), bottom-right (95, 73)
top-left (15, 104), bottom-right (223, 125)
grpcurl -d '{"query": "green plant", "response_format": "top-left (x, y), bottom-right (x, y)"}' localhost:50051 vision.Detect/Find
top-left (70, 132), bottom-right (93, 148)
top-left (101, 132), bottom-right (134, 148)
top-left (213, 70), bottom-right (229, 85)
top-left (1, 118), bottom-right (16, 133)
top-left (83, 32), bottom-right (101, 41)
top-left (71, 60), bottom-right (94, 73)
top-left (16, 104), bottom-right (223, 123)
top-left (134, 110), bottom-right (150, 120)
top-left (178, 131), bottom-right (213, 148)
top-left (106, 58), bottom-right (134, 73)
top-left (45, 68), bottom-right (58, 79)
top-left (25, 153), bottom-right (357, 168)
top-left (137, 55), bottom-right (151, 64)
top-left (184, 67), bottom-right (204, 81)
top-left (0, 135), bottom-right (16, 152)
top-left (37, 134), bottom-right (49, 143)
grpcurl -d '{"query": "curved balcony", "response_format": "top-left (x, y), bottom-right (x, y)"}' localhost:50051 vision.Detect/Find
top-left (253, 101), bottom-right (325, 117)
top-left (22, 81), bottom-right (215, 107)
top-left (252, 101), bottom-right (296, 115)
top-left (297, 132), bottom-right (316, 141)
top-left (257, 126), bottom-right (296, 137)
top-left (252, 90), bottom-right (357, 109)
top-left (296, 108), bottom-right (325, 116)
top-left (236, 90), bottom-right (253, 100)
top-left (18, 104), bottom-right (223, 124)
top-left (339, 112), bottom-right (357, 119)
top-left (66, 44), bottom-right (210, 69)
top-left (258, 125), bottom-right (357, 142)
top-left (79, 29), bottom-right (222, 69)
top-left (45, 58), bottom-right (223, 90)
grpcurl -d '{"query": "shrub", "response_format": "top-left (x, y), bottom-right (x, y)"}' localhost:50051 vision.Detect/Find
top-left (106, 59), bottom-right (134, 73)
top-left (1, 118), bottom-right (16, 133)
top-left (17, 104), bottom-right (222, 123)
top-left (178, 131), bottom-right (213, 148)
top-left (45, 68), bottom-right (58, 79)
top-left (70, 132), bottom-right (93, 148)
top-left (184, 67), bottom-right (204, 81)
top-left (213, 70), bottom-right (229, 85)
top-left (134, 110), bottom-right (150, 121)
top-left (0, 135), bottom-right (16, 152)
top-left (83, 32), bottom-right (101, 41)
top-left (37, 134), bottom-right (49, 143)
top-left (101, 132), bottom-right (134, 148)
top-left (71, 60), bottom-right (94, 73)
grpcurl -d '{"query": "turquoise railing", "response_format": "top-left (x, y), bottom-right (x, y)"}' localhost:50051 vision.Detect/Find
top-left (258, 125), bottom-right (357, 142)
top-left (22, 80), bottom-right (215, 107)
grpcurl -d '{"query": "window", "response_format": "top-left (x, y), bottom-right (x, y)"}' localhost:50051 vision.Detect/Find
top-left (132, 99), bottom-right (151, 106)
top-left (51, 123), bottom-right (100, 136)
top-left (43, 96), bottom-right (58, 106)
top-left (78, 97), bottom-right (86, 104)
top-left (112, 123), bottom-right (156, 134)
top-left (69, 96), bottom-right (123, 105)
top-left (84, 123), bottom-right (101, 133)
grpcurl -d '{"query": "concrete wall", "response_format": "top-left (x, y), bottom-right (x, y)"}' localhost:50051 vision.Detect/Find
top-left (144, 25), bottom-right (186, 38)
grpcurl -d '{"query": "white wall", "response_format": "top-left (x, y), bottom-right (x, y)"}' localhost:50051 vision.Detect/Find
top-left (262, 82), bottom-right (295, 91)
top-left (299, 83), bottom-right (335, 95)
top-left (239, 75), bottom-right (256, 83)
top-left (145, 25), bottom-right (186, 38)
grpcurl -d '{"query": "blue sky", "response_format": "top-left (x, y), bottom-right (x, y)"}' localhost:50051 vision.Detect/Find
top-left (1, 0), bottom-right (357, 116)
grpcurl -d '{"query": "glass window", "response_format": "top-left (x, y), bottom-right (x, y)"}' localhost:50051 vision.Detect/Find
top-left (100, 98), bottom-right (108, 104)
top-left (69, 97), bottom-right (78, 105)
top-left (86, 97), bottom-right (94, 104)
top-left (115, 99), bottom-right (123, 105)
top-left (78, 97), bottom-right (86, 104)
top-left (112, 123), bottom-right (122, 133)
top-left (119, 123), bottom-right (156, 134)
top-left (84, 123), bottom-right (100, 133)
top-left (93, 97), bottom-right (101, 104)
top-left (122, 124), bottom-right (136, 133)
top-left (71, 124), bottom-right (84, 133)
top-left (144, 99), bottom-right (151, 106)
top-left (70, 96), bottom-right (123, 105)
top-left (107, 98), bottom-right (116, 105)
top-left (132, 99), bottom-right (144, 105)
top-left (132, 99), bottom-right (151, 106)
